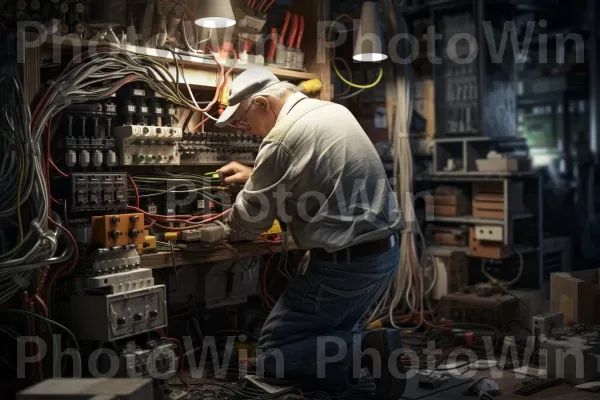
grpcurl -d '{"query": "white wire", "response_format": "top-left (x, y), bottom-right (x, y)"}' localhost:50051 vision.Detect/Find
top-left (203, 112), bottom-right (219, 122)
top-left (363, 2), bottom-right (437, 330)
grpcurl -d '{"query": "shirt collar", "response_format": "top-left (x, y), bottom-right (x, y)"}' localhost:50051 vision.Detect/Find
top-left (276, 92), bottom-right (308, 124)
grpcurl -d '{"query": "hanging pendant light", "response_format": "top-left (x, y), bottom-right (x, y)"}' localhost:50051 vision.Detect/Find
top-left (353, 1), bottom-right (388, 62)
top-left (195, 0), bottom-right (237, 28)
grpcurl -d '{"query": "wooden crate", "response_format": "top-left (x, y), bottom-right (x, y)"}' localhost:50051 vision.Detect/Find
top-left (473, 182), bottom-right (504, 219)
top-left (431, 225), bottom-right (468, 246)
top-left (434, 194), bottom-right (470, 217)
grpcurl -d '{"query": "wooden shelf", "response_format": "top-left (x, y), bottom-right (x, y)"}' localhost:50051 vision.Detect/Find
top-left (431, 213), bottom-right (533, 225)
top-left (428, 245), bottom-right (469, 257)
top-left (141, 240), bottom-right (297, 270)
top-left (42, 35), bottom-right (318, 88)
top-left (416, 172), bottom-right (537, 182)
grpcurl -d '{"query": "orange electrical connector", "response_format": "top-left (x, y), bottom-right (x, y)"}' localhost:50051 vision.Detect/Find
top-left (91, 213), bottom-right (146, 251)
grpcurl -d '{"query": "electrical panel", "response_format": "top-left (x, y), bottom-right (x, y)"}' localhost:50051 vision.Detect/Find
top-left (113, 125), bottom-right (183, 166)
top-left (543, 326), bottom-right (600, 385)
top-left (62, 173), bottom-right (128, 211)
top-left (91, 213), bottom-right (146, 248)
top-left (179, 132), bottom-right (261, 165)
top-left (81, 268), bottom-right (154, 291)
top-left (60, 100), bottom-right (119, 169)
top-left (70, 284), bottom-right (168, 341)
top-left (180, 223), bottom-right (230, 243)
top-left (79, 245), bottom-right (141, 276)
top-left (115, 342), bottom-right (178, 379)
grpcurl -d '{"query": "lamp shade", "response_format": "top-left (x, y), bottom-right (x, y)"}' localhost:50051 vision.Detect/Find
top-left (353, 1), bottom-right (388, 62)
top-left (195, 0), bottom-right (236, 28)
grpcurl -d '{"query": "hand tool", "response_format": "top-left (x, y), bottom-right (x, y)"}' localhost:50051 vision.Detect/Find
top-left (284, 14), bottom-right (299, 69)
top-left (260, 0), bottom-right (276, 15)
top-left (275, 11), bottom-right (292, 67)
top-left (266, 28), bottom-right (278, 65)
top-left (292, 15), bottom-right (305, 70)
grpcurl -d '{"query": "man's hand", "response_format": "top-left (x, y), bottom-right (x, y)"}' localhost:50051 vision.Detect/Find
top-left (218, 162), bottom-right (254, 184)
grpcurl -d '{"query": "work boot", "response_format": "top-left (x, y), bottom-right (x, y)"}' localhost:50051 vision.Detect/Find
top-left (362, 329), bottom-right (407, 400)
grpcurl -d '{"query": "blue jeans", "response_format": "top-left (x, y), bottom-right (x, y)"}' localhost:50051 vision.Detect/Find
top-left (257, 243), bottom-right (400, 391)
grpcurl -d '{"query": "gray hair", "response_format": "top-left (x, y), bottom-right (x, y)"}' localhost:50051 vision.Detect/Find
top-left (243, 81), bottom-right (298, 106)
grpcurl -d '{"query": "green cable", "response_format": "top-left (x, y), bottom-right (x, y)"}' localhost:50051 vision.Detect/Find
top-left (0, 309), bottom-right (80, 355)
top-left (329, 14), bottom-right (384, 90)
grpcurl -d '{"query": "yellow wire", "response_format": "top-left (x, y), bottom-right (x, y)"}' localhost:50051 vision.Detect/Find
top-left (328, 14), bottom-right (384, 90)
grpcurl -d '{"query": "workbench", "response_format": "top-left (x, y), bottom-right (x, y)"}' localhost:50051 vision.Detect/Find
top-left (476, 371), bottom-right (598, 400)
top-left (141, 240), bottom-right (297, 270)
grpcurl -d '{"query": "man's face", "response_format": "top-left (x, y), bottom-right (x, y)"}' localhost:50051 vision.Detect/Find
top-left (233, 96), bottom-right (275, 136)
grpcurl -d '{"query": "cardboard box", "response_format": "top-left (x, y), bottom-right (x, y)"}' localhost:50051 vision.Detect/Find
top-left (476, 158), bottom-right (532, 173)
top-left (550, 269), bottom-right (600, 326)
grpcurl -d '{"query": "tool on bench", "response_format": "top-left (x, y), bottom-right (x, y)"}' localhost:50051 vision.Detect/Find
top-left (515, 378), bottom-right (563, 396)
top-left (273, 12), bottom-right (305, 70)
top-left (275, 10), bottom-right (292, 67)
top-left (266, 27), bottom-right (278, 65)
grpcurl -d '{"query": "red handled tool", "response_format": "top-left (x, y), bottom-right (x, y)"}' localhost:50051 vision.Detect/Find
top-left (247, 0), bottom-right (257, 11)
top-left (243, 39), bottom-right (253, 53)
top-left (287, 14), bottom-right (299, 48)
top-left (261, 0), bottom-right (276, 14)
top-left (279, 11), bottom-right (291, 44)
top-left (295, 15), bottom-right (305, 49)
top-left (267, 28), bottom-right (278, 63)
top-left (256, 0), bottom-right (268, 13)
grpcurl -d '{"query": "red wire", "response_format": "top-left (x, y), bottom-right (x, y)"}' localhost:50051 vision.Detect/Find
top-left (128, 175), bottom-right (140, 208)
top-left (151, 211), bottom-right (231, 232)
top-left (166, 338), bottom-right (191, 392)
top-left (48, 218), bottom-right (79, 279)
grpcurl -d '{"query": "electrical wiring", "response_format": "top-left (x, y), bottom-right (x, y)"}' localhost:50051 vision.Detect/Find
top-left (165, 337), bottom-right (191, 392)
top-left (128, 174), bottom-right (140, 208)
top-left (362, 3), bottom-right (439, 331)
top-left (328, 15), bottom-right (384, 90)
top-left (0, 309), bottom-right (80, 355)
top-left (481, 252), bottom-right (524, 288)
top-left (1, 41), bottom-right (232, 304)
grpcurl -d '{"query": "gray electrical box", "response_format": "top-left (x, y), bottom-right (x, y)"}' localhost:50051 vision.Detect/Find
top-left (70, 285), bottom-right (167, 342)
top-left (543, 331), bottom-right (600, 385)
top-left (17, 378), bottom-right (152, 399)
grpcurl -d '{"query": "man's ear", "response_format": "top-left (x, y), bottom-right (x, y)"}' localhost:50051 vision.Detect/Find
top-left (254, 96), bottom-right (269, 111)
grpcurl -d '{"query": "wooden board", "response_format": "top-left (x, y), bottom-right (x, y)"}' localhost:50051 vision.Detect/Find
top-left (42, 35), bottom-right (318, 87)
top-left (141, 241), bottom-right (298, 270)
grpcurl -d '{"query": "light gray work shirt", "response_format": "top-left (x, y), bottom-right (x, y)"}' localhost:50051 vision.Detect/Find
top-left (228, 92), bottom-right (403, 252)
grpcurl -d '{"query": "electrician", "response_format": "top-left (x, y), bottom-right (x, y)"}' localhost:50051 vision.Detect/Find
top-left (216, 68), bottom-right (404, 399)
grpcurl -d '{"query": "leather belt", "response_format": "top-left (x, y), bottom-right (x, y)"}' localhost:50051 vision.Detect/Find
top-left (311, 234), bottom-right (398, 263)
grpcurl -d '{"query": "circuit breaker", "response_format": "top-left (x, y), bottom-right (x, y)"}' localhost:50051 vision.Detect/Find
top-left (70, 285), bottom-right (168, 342)
top-left (114, 125), bottom-right (183, 166)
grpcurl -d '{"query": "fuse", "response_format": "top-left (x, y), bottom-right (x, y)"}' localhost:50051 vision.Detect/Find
top-left (106, 150), bottom-right (118, 167)
top-left (79, 150), bottom-right (90, 167)
top-left (92, 150), bottom-right (103, 167)
top-left (66, 150), bottom-right (77, 167)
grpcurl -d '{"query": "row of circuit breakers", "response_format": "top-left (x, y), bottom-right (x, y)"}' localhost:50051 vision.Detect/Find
top-left (58, 86), bottom-right (262, 168)
top-left (63, 125), bottom-right (261, 167)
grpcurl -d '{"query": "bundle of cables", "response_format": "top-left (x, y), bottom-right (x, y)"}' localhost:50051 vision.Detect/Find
top-left (128, 171), bottom-right (232, 232)
top-left (0, 42), bottom-right (238, 309)
top-left (361, 0), bottom-right (441, 332)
